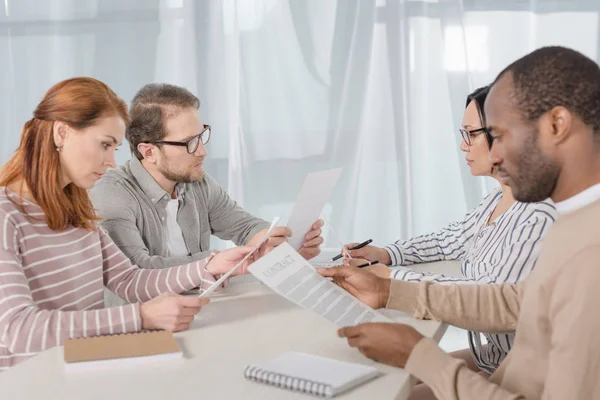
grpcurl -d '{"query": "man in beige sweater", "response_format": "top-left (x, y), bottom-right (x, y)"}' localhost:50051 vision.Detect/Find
top-left (320, 46), bottom-right (600, 399)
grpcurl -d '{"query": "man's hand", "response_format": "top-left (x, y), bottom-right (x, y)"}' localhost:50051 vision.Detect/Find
top-left (298, 219), bottom-right (324, 260)
top-left (363, 264), bottom-right (392, 279)
top-left (338, 323), bottom-right (424, 368)
top-left (247, 226), bottom-right (292, 257)
top-left (343, 243), bottom-right (392, 266)
top-left (205, 245), bottom-right (254, 276)
top-left (317, 266), bottom-right (390, 309)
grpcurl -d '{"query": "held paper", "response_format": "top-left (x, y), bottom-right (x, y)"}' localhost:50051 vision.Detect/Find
top-left (199, 217), bottom-right (280, 297)
top-left (287, 168), bottom-right (342, 250)
top-left (248, 242), bottom-right (391, 327)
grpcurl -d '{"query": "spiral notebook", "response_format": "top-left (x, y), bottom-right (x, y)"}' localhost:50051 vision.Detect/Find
top-left (244, 351), bottom-right (381, 398)
top-left (64, 330), bottom-right (182, 370)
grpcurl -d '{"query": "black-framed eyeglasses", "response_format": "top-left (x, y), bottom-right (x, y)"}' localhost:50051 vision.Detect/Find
top-left (150, 125), bottom-right (211, 154)
top-left (459, 127), bottom-right (487, 146)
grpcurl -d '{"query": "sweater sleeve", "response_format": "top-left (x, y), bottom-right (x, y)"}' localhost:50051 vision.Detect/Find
top-left (405, 339), bottom-right (525, 400)
top-left (386, 278), bottom-right (524, 333)
top-left (203, 173), bottom-right (270, 245)
top-left (0, 221), bottom-right (224, 358)
top-left (404, 246), bottom-right (600, 400)
top-left (99, 227), bottom-right (222, 303)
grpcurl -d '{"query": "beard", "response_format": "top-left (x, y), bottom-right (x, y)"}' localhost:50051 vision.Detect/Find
top-left (158, 160), bottom-right (204, 184)
top-left (504, 130), bottom-right (560, 203)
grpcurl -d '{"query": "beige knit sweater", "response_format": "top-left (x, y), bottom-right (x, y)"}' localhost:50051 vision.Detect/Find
top-left (388, 199), bottom-right (600, 399)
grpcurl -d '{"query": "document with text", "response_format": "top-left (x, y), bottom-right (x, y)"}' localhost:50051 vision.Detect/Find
top-left (248, 243), bottom-right (391, 327)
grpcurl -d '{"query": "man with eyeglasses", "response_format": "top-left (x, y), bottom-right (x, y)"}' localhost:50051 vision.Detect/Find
top-left (90, 83), bottom-right (324, 278)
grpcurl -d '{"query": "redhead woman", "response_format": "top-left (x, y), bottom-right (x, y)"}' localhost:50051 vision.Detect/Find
top-left (0, 78), bottom-right (253, 371)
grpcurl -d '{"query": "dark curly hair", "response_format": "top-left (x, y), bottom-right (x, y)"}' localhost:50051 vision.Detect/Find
top-left (494, 46), bottom-right (600, 136)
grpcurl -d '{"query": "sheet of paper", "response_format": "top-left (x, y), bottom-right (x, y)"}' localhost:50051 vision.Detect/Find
top-left (199, 217), bottom-right (280, 298)
top-left (310, 261), bottom-right (344, 269)
top-left (286, 168), bottom-right (342, 250)
top-left (248, 242), bottom-right (391, 327)
top-left (310, 249), bottom-right (344, 269)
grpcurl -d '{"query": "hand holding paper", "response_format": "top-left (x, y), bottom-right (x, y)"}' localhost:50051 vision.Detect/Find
top-left (247, 225), bottom-right (292, 258)
top-left (248, 243), bottom-right (391, 327)
top-left (317, 265), bottom-right (391, 310)
top-left (199, 217), bottom-right (280, 298)
top-left (297, 219), bottom-right (324, 260)
top-left (205, 246), bottom-right (256, 276)
top-left (286, 168), bottom-right (342, 250)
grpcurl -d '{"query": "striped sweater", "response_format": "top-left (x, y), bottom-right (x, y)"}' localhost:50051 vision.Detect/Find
top-left (384, 188), bottom-right (557, 373)
top-left (0, 190), bottom-right (220, 371)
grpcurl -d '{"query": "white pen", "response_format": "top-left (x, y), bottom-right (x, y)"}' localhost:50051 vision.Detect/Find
top-left (199, 217), bottom-right (280, 298)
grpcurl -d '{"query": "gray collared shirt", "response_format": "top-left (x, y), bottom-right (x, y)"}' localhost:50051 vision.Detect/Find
top-left (89, 157), bottom-right (270, 269)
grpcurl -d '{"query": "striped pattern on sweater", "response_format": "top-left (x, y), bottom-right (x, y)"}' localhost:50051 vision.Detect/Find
top-left (0, 190), bottom-right (219, 371)
top-left (385, 188), bottom-right (557, 373)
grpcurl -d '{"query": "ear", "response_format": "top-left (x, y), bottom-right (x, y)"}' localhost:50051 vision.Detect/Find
top-left (548, 106), bottom-right (572, 145)
top-left (53, 121), bottom-right (69, 149)
top-left (137, 143), bottom-right (158, 163)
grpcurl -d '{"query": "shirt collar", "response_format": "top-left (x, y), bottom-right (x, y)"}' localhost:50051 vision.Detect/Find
top-left (129, 156), bottom-right (186, 204)
top-left (554, 183), bottom-right (600, 215)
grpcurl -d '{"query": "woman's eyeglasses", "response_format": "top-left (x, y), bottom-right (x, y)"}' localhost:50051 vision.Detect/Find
top-left (459, 127), bottom-right (487, 146)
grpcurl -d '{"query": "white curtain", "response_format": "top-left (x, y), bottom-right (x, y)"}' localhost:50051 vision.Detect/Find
top-left (1, 0), bottom-right (598, 249)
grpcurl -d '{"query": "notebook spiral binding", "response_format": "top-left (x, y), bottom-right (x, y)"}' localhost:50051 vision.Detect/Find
top-left (244, 365), bottom-right (332, 398)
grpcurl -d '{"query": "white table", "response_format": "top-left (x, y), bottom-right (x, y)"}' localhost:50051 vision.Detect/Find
top-left (0, 274), bottom-right (447, 400)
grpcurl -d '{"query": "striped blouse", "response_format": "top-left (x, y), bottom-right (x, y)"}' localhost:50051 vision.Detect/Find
top-left (0, 190), bottom-right (221, 371)
top-left (384, 188), bottom-right (557, 373)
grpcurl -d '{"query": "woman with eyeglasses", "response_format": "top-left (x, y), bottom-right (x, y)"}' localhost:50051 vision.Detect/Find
top-left (0, 78), bottom-right (256, 371)
top-left (342, 86), bottom-right (557, 378)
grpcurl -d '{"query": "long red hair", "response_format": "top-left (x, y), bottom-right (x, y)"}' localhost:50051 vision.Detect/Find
top-left (0, 77), bottom-right (129, 231)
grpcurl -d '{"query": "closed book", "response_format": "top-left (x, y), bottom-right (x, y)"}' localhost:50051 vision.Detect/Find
top-left (64, 330), bottom-right (182, 369)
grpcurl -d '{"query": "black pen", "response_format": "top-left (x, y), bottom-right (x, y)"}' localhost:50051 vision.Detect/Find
top-left (356, 260), bottom-right (379, 268)
top-left (329, 239), bottom-right (373, 262)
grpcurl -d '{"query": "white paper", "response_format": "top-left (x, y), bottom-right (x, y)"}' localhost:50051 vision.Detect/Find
top-left (199, 217), bottom-right (280, 298)
top-left (286, 168), bottom-right (342, 250)
top-left (248, 243), bottom-right (391, 327)
top-left (310, 261), bottom-right (344, 269)
top-left (310, 249), bottom-right (345, 269)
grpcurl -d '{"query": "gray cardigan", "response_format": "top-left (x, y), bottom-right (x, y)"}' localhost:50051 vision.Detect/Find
top-left (90, 157), bottom-right (269, 269)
